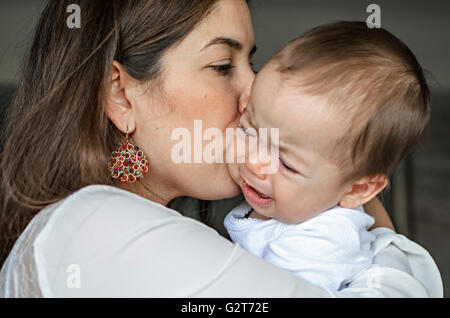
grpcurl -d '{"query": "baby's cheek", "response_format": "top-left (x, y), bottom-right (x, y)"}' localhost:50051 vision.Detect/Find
top-left (227, 162), bottom-right (241, 185)
top-left (275, 189), bottom-right (310, 224)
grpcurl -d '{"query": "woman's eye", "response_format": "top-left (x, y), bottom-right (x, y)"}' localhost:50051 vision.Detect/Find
top-left (211, 64), bottom-right (234, 76)
top-left (281, 159), bottom-right (298, 174)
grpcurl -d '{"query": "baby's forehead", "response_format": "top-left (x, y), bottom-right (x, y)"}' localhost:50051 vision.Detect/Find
top-left (255, 62), bottom-right (317, 103)
top-left (251, 61), bottom-right (348, 134)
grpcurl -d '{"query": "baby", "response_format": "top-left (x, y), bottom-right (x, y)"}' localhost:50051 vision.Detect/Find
top-left (224, 21), bottom-right (430, 291)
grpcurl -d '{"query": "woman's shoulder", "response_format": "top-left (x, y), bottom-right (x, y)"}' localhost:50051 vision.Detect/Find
top-left (55, 184), bottom-right (181, 218)
top-left (5, 185), bottom-right (236, 297)
top-left (37, 184), bottom-right (208, 246)
top-left (32, 184), bottom-right (216, 266)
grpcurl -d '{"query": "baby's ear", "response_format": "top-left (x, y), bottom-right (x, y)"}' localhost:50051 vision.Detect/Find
top-left (339, 174), bottom-right (389, 209)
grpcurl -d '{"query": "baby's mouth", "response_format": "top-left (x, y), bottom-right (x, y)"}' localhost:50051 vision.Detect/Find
top-left (254, 188), bottom-right (271, 198)
top-left (242, 180), bottom-right (273, 208)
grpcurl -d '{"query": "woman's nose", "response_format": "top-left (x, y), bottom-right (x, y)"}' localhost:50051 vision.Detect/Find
top-left (238, 74), bottom-right (255, 115)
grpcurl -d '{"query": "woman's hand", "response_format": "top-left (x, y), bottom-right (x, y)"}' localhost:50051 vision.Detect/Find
top-left (363, 196), bottom-right (396, 231)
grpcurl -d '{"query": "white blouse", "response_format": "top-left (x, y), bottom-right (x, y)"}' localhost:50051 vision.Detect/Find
top-left (0, 185), bottom-right (443, 298)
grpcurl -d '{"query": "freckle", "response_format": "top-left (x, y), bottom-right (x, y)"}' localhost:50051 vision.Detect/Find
top-left (203, 94), bottom-right (208, 99)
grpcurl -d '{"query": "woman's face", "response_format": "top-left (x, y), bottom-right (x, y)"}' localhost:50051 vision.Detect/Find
top-left (128, 0), bottom-right (256, 203)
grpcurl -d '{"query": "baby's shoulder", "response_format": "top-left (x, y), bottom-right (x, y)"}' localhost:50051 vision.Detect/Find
top-left (306, 206), bottom-right (374, 229)
top-left (281, 206), bottom-right (375, 242)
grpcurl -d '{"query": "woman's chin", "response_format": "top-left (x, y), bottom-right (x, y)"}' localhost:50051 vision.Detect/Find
top-left (205, 166), bottom-right (243, 200)
top-left (224, 182), bottom-right (243, 199)
top-left (205, 182), bottom-right (242, 201)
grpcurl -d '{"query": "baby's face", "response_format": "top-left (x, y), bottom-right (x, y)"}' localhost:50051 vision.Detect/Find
top-left (228, 62), bottom-right (350, 224)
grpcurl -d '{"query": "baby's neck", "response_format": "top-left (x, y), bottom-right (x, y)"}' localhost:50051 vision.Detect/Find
top-left (246, 209), bottom-right (272, 221)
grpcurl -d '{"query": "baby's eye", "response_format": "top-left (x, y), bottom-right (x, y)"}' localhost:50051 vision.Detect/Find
top-left (281, 159), bottom-right (298, 174)
top-left (241, 125), bottom-right (258, 138)
top-left (237, 124), bottom-right (253, 136)
top-left (236, 124), bottom-right (247, 138)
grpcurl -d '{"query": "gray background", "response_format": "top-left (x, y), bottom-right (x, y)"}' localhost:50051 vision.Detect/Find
top-left (0, 0), bottom-right (449, 296)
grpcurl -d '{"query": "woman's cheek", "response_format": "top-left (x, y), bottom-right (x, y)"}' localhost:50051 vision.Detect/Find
top-left (204, 79), bottom-right (239, 119)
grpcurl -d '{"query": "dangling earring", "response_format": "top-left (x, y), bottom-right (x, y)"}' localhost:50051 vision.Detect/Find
top-left (108, 127), bottom-right (150, 184)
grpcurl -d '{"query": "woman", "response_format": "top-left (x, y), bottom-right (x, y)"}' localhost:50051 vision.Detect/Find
top-left (0, 0), bottom-right (442, 297)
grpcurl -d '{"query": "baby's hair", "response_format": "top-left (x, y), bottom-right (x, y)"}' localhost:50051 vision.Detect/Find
top-left (271, 21), bottom-right (430, 184)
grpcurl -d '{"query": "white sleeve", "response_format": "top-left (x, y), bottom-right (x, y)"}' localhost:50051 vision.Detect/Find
top-left (335, 228), bottom-right (444, 298)
top-left (261, 214), bottom-right (374, 292)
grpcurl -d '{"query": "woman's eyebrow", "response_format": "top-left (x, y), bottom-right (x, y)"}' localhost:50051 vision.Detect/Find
top-left (201, 37), bottom-right (257, 55)
top-left (202, 37), bottom-right (242, 51)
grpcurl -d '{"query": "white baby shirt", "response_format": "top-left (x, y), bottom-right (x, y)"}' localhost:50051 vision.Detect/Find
top-left (224, 201), bottom-right (376, 291)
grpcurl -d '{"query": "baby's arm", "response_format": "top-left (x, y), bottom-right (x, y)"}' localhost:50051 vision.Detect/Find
top-left (261, 209), bottom-right (375, 291)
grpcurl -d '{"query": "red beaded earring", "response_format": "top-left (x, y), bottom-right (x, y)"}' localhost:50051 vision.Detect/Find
top-left (108, 128), bottom-right (150, 184)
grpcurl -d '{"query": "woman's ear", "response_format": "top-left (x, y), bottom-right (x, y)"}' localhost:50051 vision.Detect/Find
top-left (104, 61), bottom-right (137, 133)
top-left (339, 174), bottom-right (389, 209)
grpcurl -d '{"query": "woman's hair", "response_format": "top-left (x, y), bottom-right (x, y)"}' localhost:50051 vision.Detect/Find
top-left (0, 0), bottom-right (220, 265)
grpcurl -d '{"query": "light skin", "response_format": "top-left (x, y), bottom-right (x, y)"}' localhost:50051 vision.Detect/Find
top-left (105, 0), bottom-right (256, 205)
top-left (104, 0), bottom-right (394, 230)
top-left (228, 61), bottom-right (389, 225)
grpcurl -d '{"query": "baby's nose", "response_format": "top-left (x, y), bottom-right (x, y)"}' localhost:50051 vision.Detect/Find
top-left (245, 157), bottom-right (268, 180)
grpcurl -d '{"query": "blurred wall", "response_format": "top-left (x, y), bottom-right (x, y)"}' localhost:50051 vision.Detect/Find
top-left (251, 0), bottom-right (450, 93)
top-left (0, 0), bottom-right (45, 84)
top-left (1, 0), bottom-right (450, 92)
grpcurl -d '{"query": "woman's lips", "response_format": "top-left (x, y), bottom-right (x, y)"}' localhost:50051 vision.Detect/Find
top-left (242, 180), bottom-right (273, 208)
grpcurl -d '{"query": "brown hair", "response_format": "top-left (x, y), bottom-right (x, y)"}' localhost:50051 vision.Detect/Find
top-left (0, 0), bottom-right (221, 266)
top-left (271, 21), bottom-right (430, 184)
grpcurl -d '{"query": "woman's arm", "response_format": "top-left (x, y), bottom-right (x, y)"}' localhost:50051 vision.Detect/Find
top-left (352, 198), bottom-right (443, 297)
top-left (337, 227), bottom-right (443, 297)
top-left (363, 196), bottom-right (395, 231)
